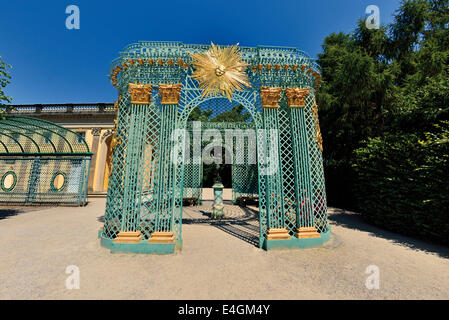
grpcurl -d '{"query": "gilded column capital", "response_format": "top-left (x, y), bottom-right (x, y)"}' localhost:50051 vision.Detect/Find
top-left (285, 87), bottom-right (310, 108)
top-left (101, 129), bottom-right (114, 143)
top-left (260, 86), bottom-right (282, 109)
top-left (91, 127), bottom-right (102, 136)
top-left (128, 83), bottom-right (153, 104)
top-left (159, 84), bottom-right (182, 105)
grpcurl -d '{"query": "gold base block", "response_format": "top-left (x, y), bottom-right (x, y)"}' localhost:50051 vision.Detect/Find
top-left (113, 231), bottom-right (142, 244)
top-left (295, 227), bottom-right (320, 239)
top-left (148, 231), bottom-right (175, 244)
top-left (266, 228), bottom-right (291, 240)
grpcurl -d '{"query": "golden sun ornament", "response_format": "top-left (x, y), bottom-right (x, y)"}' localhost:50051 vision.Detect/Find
top-left (190, 42), bottom-right (251, 101)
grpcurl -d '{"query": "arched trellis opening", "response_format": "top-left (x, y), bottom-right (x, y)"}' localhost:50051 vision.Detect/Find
top-left (99, 41), bottom-right (330, 254)
top-left (183, 120), bottom-right (259, 205)
top-left (179, 85), bottom-right (258, 200)
top-left (180, 95), bottom-right (259, 217)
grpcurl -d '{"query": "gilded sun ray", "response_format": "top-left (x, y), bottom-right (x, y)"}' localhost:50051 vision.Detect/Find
top-left (190, 42), bottom-right (251, 101)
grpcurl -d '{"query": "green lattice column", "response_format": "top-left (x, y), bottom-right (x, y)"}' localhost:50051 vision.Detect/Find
top-left (103, 98), bottom-right (127, 240)
top-left (197, 159), bottom-right (203, 204)
top-left (114, 84), bottom-right (152, 244)
top-left (306, 95), bottom-right (329, 234)
top-left (286, 87), bottom-right (320, 239)
top-left (148, 84), bottom-right (182, 244)
top-left (192, 122), bottom-right (203, 204)
top-left (260, 87), bottom-right (290, 241)
top-left (183, 122), bottom-right (202, 204)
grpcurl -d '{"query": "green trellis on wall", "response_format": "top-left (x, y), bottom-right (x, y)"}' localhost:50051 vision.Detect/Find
top-left (0, 116), bottom-right (91, 206)
top-left (99, 41), bottom-right (330, 254)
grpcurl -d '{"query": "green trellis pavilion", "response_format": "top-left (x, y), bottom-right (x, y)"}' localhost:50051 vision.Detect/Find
top-left (99, 41), bottom-right (330, 254)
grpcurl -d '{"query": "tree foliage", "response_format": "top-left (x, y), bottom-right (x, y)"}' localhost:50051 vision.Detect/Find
top-left (317, 0), bottom-right (449, 211)
top-left (188, 104), bottom-right (251, 187)
top-left (353, 122), bottom-right (449, 244)
top-left (0, 56), bottom-right (13, 108)
top-left (188, 105), bottom-right (251, 122)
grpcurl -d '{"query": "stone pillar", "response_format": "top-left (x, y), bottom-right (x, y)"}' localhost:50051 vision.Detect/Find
top-left (285, 87), bottom-right (320, 239)
top-left (94, 130), bottom-right (113, 192)
top-left (260, 87), bottom-right (290, 241)
top-left (88, 127), bottom-right (102, 192)
top-left (147, 83), bottom-right (182, 244)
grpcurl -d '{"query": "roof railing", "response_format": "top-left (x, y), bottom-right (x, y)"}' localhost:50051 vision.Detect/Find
top-left (3, 103), bottom-right (115, 115)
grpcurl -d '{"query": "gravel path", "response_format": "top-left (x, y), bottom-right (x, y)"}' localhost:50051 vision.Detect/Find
top-left (0, 196), bottom-right (448, 299)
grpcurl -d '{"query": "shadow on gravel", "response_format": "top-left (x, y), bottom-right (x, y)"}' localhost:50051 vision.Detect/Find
top-left (96, 202), bottom-right (261, 247)
top-left (183, 203), bottom-right (260, 248)
top-left (329, 209), bottom-right (449, 259)
top-left (0, 209), bottom-right (23, 220)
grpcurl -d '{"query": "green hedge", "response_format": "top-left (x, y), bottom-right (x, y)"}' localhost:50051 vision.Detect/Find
top-left (323, 160), bottom-right (358, 210)
top-left (352, 124), bottom-right (449, 245)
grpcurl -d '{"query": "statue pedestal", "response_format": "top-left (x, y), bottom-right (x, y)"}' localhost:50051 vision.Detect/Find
top-left (211, 182), bottom-right (224, 219)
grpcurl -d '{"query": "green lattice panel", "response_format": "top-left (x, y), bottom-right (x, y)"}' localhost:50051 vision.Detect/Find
top-left (278, 103), bottom-right (297, 235)
top-left (304, 92), bottom-right (328, 233)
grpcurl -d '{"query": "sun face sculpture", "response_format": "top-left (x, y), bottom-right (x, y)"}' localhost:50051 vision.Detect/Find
top-left (190, 43), bottom-right (251, 101)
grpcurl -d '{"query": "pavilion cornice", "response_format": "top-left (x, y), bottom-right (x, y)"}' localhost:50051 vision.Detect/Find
top-left (109, 42), bottom-right (322, 91)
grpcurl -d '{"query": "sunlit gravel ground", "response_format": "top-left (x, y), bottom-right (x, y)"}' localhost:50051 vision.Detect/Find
top-left (0, 190), bottom-right (448, 299)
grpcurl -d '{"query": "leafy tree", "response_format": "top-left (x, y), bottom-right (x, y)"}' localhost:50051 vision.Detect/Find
top-left (317, 0), bottom-right (448, 209)
top-left (317, 22), bottom-right (395, 208)
top-left (0, 56), bottom-right (13, 110)
top-left (188, 105), bottom-right (251, 123)
top-left (392, 0), bottom-right (449, 132)
top-left (188, 106), bottom-right (213, 121)
top-left (210, 105), bottom-right (251, 122)
top-left (188, 104), bottom-right (251, 187)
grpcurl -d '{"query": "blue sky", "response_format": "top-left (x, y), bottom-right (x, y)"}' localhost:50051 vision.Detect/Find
top-left (1, 0), bottom-right (402, 104)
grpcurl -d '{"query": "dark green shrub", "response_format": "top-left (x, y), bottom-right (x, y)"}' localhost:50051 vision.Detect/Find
top-left (353, 123), bottom-right (449, 244)
top-left (324, 160), bottom-right (358, 210)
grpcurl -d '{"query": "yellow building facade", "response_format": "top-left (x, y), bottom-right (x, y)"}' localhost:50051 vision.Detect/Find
top-left (7, 103), bottom-right (116, 195)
